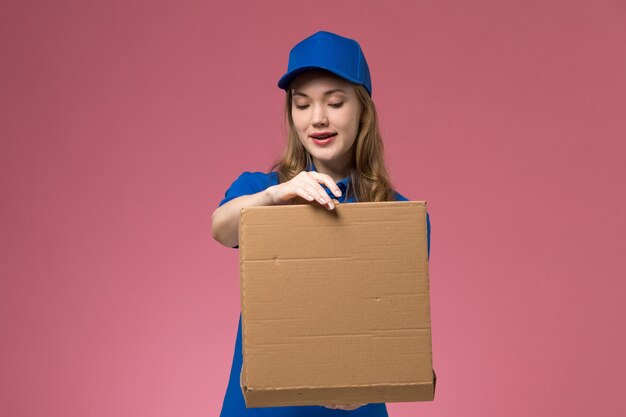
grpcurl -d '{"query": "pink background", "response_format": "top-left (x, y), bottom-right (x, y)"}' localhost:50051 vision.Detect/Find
top-left (1, 1), bottom-right (625, 416)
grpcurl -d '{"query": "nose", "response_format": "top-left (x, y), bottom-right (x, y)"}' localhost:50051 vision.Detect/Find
top-left (311, 103), bottom-right (328, 127)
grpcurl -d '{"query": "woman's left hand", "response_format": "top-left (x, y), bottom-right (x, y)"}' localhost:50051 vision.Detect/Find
top-left (323, 403), bottom-right (367, 411)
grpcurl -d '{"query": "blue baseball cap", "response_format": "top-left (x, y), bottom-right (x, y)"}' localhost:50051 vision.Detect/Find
top-left (277, 31), bottom-right (373, 96)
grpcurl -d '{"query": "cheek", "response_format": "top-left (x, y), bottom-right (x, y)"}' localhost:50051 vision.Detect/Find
top-left (352, 114), bottom-right (360, 130)
top-left (338, 107), bottom-right (360, 131)
top-left (291, 112), bottom-right (308, 132)
top-left (342, 113), bottom-right (360, 136)
top-left (291, 115), bottom-right (309, 143)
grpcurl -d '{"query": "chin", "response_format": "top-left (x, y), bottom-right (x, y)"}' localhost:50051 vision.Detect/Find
top-left (310, 153), bottom-right (335, 162)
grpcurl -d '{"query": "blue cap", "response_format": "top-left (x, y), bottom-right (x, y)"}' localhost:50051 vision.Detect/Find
top-left (277, 31), bottom-right (372, 96)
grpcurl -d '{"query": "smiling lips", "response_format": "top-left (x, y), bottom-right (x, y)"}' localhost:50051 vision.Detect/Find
top-left (310, 131), bottom-right (337, 145)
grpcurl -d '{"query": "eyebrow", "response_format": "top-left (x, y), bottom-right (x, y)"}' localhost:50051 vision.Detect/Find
top-left (292, 88), bottom-right (348, 97)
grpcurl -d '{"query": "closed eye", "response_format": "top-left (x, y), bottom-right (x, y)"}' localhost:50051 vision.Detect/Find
top-left (294, 102), bottom-right (343, 110)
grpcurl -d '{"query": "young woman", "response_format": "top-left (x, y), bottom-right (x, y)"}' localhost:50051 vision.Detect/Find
top-left (212, 30), bottom-right (431, 416)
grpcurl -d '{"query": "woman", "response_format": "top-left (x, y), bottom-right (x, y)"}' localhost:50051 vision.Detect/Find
top-left (212, 30), bottom-right (430, 416)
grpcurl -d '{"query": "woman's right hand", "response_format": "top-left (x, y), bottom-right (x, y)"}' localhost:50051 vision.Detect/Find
top-left (266, 171), bottom-right (343, 210)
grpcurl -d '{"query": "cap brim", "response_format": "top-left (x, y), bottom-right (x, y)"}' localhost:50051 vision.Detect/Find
top-left (277, 66), bottom-right (365, 93)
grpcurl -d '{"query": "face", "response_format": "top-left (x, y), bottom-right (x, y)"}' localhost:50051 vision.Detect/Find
top-left (290, 70), bottom-right (362, 177)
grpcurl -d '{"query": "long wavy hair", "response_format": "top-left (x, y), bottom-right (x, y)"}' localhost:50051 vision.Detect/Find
top-left (269, 83), bottom-right (399, 202)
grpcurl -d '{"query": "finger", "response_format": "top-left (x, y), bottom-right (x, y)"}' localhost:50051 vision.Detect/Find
top-left (296, 177), bottom-right (335, 210)
top-left (292, 185), bottom-right (316, 202)
top-left (304, 172), bottom-right (341, 202)
top-left (300, 176), bottom-right (334, 206)
top-left (300, 183), bottom-right (330, 206)
top-left (295, 184), bottom-right (335, 210)
top-left (308, 171), bottom-right (343, 198)
top-left (295, 173), bottom-right (332, 206)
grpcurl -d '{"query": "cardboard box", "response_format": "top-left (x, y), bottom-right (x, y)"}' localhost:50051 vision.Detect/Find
top-left (238, 200), bottom-right (435, 408)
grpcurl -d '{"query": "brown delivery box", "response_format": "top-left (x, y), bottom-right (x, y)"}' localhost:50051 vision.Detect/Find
top-left (238, 200), bottom-right (435, 408)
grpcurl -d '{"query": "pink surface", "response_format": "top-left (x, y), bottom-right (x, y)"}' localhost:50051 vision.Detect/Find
top-left (1, 1), bottom-right (625, 416)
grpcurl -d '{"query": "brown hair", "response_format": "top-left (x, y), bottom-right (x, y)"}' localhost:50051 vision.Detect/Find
top-left (269, 83), bottom-right (399, 202)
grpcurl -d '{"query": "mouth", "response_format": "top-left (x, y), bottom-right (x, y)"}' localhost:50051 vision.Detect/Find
top-left (310, 132), bottom-right (337, 146)
top-left (310, 132), bottom-right (338, 144)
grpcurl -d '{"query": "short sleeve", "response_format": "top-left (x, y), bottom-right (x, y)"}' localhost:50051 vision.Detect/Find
top-left (218, 171), bottom-right (273, 208)
top-left (394, 191), bottom-right (431, 260)
top-left (217, 171), bottom-right (274, 249)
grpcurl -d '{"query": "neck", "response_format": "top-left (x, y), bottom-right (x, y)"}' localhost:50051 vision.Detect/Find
top-left (311, 156), bottom-right (352, 182)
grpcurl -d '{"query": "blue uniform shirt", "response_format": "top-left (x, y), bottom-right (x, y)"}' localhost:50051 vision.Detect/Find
top-left (217, 167), bottom-right (431, 416)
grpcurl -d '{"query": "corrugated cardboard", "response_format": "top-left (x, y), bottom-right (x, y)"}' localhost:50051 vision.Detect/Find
top-left (238, 200), bottom-right (435, 408)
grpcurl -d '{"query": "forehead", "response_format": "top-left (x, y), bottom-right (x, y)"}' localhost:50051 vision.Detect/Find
top-left (290, 70), bottom-right (354, 95)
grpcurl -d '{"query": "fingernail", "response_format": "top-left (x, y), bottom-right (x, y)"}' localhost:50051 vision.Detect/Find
top-left (328, 202), bottom-right (334, 209)
top-left (334, 189), bottom-right (341, 196)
